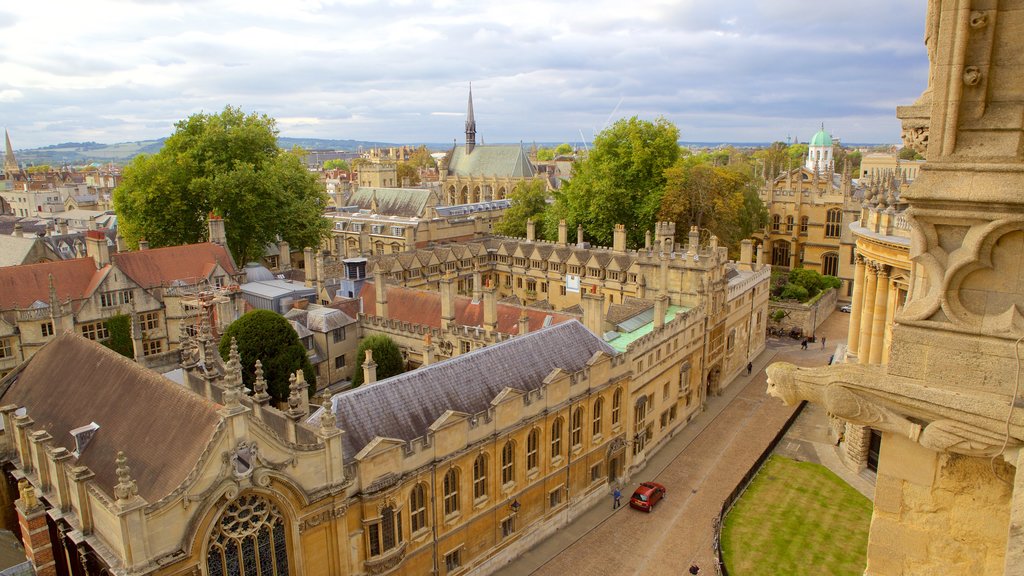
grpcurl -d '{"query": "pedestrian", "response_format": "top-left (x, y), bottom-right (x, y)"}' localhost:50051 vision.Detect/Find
top-left (689, 565), bottom-right (700, 575)
top-left (822, 336), bottom-right (827, 349)
top-left (746, 362), bottom-right (753, 375)
top-left (612, 487), bottom-right (621, 509)
top-left (801, 339), bottom-right (808, 350)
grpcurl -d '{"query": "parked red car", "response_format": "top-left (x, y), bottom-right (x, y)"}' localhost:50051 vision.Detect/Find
top-left (629, 481), bottom-right (666, 512)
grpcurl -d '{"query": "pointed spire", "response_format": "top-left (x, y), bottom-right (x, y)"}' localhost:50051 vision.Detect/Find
top-left (465, 83), bottom-right (477, 154)
top-left (319, 397), bottom-right (336, 433)
top-left (252, 359), bottom-right (268, 399)
top-left (113, 451), bottom-right (139, 502)
top-left (3, 130), bottom-right (18, 175)
top-left (223, 338), bottom-right (244, 408)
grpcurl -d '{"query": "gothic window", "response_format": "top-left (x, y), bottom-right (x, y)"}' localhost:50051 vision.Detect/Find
top-left (501, 441), bottom-right (515, 485)
top-left (550, 418), bottom-right (563, 459)
top-left (473, 454), bottom-right (488, 499)
top-left (526, 428), bottom-right (539, 471)
top-left (206, 494), bottom-right (290, 576)
top-left (592, 398), bottom-right (603, 437)
top-left (800, 216), bottom-right (809, 234)
top-left (409, 484), bottom-right (427, 533)
top-left (367, 505), bottom-right (403, 557)
top-left (612, 388), bottom-right (622, 425)
top-left (825, 208), bottom-right (842, 238)
top-left (785, 215), bottom-right (794, 233)
top-left (771, 214), bottom-right (781, 232)
top-left (570, 407), bottom-right (583, 448)
top-left (443, 469), bottom-right (460, 516)
top-left (822, 252), bottom-right (839, 277)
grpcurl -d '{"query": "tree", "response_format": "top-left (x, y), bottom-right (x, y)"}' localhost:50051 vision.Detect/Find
top-left (407, 145), bottom-right (437, 170)
top-left (351, 334), bottom-right (405, 387)
top-left (396, 162), bottom-right (421, 186)
top-left (545, 116), bottom-right (680, 247)
top-left (536, 148), bottom-right (555, 161)
top-left (658, 159), bottom-right (768, 257)
top-left (494, 180), bottom-right (549, 238)
top-left (554, 143), bottom-right (573, 156)
top-left (323, 158), bottom-right (350, 171)
top-left (898, 147), bottom-right (923, 161)
top-left (114, 106), bottom-right (332, 265)
top-left (219, 309), bottom-right (316, 403)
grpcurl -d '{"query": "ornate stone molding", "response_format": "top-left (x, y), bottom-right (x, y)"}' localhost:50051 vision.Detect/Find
top-left (298, 503), bottom-right (349, 533)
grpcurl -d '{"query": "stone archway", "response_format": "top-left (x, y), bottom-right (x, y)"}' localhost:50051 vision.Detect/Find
top-left (771, 240), bottom-right (791, 268)
top-left (706, 364), bottom-right (722, 397)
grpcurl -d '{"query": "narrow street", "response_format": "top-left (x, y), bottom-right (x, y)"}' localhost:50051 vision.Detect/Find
top-left (494, 312), bottom-right (849, 576)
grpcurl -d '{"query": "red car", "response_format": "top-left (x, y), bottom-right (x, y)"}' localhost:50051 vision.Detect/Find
top-left (629, 481), bottom-right (666, 512)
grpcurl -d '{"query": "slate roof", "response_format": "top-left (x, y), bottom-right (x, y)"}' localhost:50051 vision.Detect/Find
top-left (0, 236), bottom-right (50, 267)
top-left (113, 242), bottom-right (237, 288)
top-left (0, 333), bottom-right (222, 503)
top-left (332, 320), bottom-right (614, 457)
top-left (359, 282), bottom-right (574, 334)
top-left (347, 187), bottom-right (434, 218)
top-left (446, 145), bottom-right (536, 178)
top-left (0, 258), bottom-right (100, 309)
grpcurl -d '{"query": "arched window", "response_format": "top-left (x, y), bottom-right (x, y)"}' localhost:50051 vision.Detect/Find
top-left (473, 454), bottom-right (488, 499)
top-left (443, 469), bottom-right (460, 516)
top-left (822, 252), bottom-right (839, 277)
top-left (409, 484), bottom-right (427, 533)
top-left (526, 428), bottom-right (540, 471)
top-left (368, 505), bottom-right (403, 557)
top-left (570, 407), bottom-right (583, 447)
top-left (592, 398), bottom-right (604, 437)
top-left (825, 208), bottom-right (842, 238)
top-left (206, 494), bottom-right (290, 576)
top-left (612, 388), bottom-right (622, 425)
top-left (800, 216), bottom-right (809, 234)
top-left (771, 214), bottom-right (781, 232)
top-left (785, 215), bottom-right (794, 233)
top-left (501, 441), bottom-right (515, 485)
top-left (551, 418), bottom-right (563, 459)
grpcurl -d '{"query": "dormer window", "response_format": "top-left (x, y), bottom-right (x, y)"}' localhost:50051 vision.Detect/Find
top-left (69, 422), bottom-right (100, 457)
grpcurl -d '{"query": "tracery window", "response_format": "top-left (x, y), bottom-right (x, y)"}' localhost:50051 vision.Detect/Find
top-left (206, 494), bottom-right (289, 576)
top-left (822, 252), bottom-right (839, 277)
top-left (367, 505), bottom-right (403, 557)
top-left (825, 208), bottom-right (842, 238)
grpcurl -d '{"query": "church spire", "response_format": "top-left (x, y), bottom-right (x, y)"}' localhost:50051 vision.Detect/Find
top-left (465, 84), bottom-right (476, 155)
top-left (3, 129), bottom-right (18, 176)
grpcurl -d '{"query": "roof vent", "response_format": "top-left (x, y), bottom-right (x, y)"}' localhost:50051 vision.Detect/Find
top-left (70, 422), bottom-right (99, 457)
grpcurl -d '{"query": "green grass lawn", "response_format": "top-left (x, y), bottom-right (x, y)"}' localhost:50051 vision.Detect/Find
top-left (721, 455), bottom-right (872, 576)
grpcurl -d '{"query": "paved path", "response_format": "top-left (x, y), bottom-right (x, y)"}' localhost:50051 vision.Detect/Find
top-left (493, 311), bottom-right (851, 576)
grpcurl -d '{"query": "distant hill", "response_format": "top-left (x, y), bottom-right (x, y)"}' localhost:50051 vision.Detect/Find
top-left (10, 137), bottom-right (399, 167)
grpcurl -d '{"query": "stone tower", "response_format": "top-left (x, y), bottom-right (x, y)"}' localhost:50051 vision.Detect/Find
top-left (767, 2), bottom-right (1024, 574)
top-left (3, 130), bottom-right (18, 177)
top-left (465, 84), bottom-right (476, 155)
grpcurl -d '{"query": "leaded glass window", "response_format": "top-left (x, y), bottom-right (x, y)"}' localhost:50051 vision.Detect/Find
top-left (207, 494), bottom-right (290, 576)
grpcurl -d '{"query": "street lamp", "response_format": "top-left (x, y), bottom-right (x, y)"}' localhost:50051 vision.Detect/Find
top-left (509, 499), bottom-right (520, 514)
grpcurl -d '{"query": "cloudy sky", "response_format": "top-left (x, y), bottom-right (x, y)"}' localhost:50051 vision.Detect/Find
top-left (1, 0), bottom-right (928, 149)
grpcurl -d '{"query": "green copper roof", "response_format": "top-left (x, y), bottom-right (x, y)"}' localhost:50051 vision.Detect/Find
top-left (349, 187), bottom-right (434, 218)
top-left (809, 129), bottom-right (832, 147)
top-left (447, 144), bottom-right (536, 178)
top-left (607, 305), bottom-right (686, 353)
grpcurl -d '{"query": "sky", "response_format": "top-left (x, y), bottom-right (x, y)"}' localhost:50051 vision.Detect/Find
top-left (0, 0), bottom-right (929, 150)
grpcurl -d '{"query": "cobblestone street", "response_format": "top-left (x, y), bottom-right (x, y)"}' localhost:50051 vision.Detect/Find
top-left (494, 311), bottom-right (850, 576)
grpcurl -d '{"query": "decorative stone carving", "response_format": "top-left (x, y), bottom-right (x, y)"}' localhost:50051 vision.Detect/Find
top-left (114, 451), bottom-right (139, 502)
top-left (963, 66), bottom-right (982, 86)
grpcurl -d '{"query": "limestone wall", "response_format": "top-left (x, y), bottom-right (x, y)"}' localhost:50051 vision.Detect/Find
top-left (767, 288), bottom-right (837, 337)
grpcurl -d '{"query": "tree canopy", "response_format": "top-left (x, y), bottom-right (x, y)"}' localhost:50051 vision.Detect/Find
top-left (113, 106), bottom-right (332, 265)
top-left (219, 309), bottom-right (316, 403)
top-left (351, 334), bottom-right (405, 387)
top-left (771, 268), bottom-right (842, 302)
top-left (396, 162), bottom-right (422, 186)
top-left (494, 179), bottom-right (549, 238)
top-left (323, 158), bottom-right (350, 171)
top-left (545, 116), bottom-right (680, 247)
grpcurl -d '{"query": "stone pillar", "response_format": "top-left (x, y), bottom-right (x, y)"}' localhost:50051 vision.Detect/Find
top-left (881, 277), bottom-right (898, 365)
top-left (755, 243), bottom-right (764, 270)
top-left (868, 266), bottom-right (889, 365)
top-left (858, 264), bottom-right (878, 361)
top-left (847, 256), bottom-right (867, 358)
top-left (16, 480), bottom-right (56, 576)
top-left (842, 422), bottom-right (870, 471)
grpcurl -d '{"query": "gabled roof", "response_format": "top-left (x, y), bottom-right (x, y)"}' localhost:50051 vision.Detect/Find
top-left (446, 145), bottom-right (536, 178)
top-left (347, 187), bottom-right (435, 218)
top-left (113, 242), bottom-right (237, 288)
top-left (0, 236), bottom-right (51, 268)
top-left (0, 334), bottom-right (222, 503)
top-left (331, 320), bottom-right (614, 457)
top-left (0, 258), bottom-right (100, 309)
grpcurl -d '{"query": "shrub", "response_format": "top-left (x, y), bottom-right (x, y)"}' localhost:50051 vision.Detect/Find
top-left (220, 309), bottom-right (316, 403)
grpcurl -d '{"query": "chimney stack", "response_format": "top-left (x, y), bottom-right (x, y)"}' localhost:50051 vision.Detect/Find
top-left (526, 219), bottom-right (536, 242)
top-left (484, 286), bottom-right (498, 333)
top-left (613, 224), bottom-right (627, 253)
top-left (84, 230), bottom-right (110, 268)
top-left (304, 247), bottom-right (317, 288)
top-left (440, 276), bottom-right (456, 331)
top-left (374, 277), bottom-right (388, 319)
top-left (138, 239), bottom-right (149, 251)
top-left (558, 220), bottom-right (568, 246)
top-left (208, 214), bottom-right (227, 247)
top-left (687, 226), bottom-right (699, 254)
top-left (277, 240), bottom-right (291, 271)
top-left (756, 244), bottom-right (764, 270)
top-left (581, 290), bottom-right (605, 336)
top-left (423, 334), bottom-right (435, 366)
top-left (518, 310), bottom-right (530, 336)
top-left (362, 350), bottom-right (377, 385)
top-left (577, 224), bottom-right (584, 245)
top-left (12, 223), bottom-right (22, 238)
top-left (58, 219), bottom-right (68, 235)
top-left (739, 239), bottom-right (753, 270)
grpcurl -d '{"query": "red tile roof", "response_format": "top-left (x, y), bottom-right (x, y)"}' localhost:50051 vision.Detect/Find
top-left (358, 282), bottom-right (575, 334)
top-left (113, 242), bottom-right (237, 288)
top-left (0, 258), bottom-right (101, 309)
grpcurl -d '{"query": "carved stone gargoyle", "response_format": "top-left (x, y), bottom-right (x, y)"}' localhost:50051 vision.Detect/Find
top-left (766, 362), bottom-right (1024, 461)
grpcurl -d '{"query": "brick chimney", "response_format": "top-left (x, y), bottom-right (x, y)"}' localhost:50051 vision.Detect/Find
top-left (85, 230), bottom-right (109, 268)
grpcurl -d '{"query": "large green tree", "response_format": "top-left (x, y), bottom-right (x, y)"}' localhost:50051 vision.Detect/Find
top-left (545, 116), bottom-right (680, 247)
top-left (219, 309), bottom-right (316, 403)
top-left (351, 334), bottom-right (405, 387)
top-left (114, 106), bottom-right (331, 265)
top-left (494, 180), bottom-right (549, 238)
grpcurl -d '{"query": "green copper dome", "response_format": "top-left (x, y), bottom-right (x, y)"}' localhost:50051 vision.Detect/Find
top-left (809, 128), bottom-right (832, 147)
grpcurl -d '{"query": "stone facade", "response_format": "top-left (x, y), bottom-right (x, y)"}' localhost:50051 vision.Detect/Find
top-left (767, 3), bottom-right (1024, 573)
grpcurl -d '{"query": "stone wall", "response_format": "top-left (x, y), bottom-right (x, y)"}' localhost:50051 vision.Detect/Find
top-left (767, 288), bottom-right (837, 337)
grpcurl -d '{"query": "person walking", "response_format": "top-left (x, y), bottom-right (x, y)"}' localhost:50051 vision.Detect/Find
top-left (746, 362), bottom-right (753, 375)
top-left (822, 336), bottom-right (827, 349)
top-left (612, 487), bottom-right (621, 509)
top-left (801, 339), bottom-right (808, 350)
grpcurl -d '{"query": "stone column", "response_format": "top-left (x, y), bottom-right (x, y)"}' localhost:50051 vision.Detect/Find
top-left (847, 255), bottom-right (867, 357)
top-left (842, 422), bottom-right (870, 471)
top-left (868, 266), bottom-right (890, 365)
top-left (858, 264), bottom-right (878, 361)
top-left (881, 277), bottom-right (899, 365)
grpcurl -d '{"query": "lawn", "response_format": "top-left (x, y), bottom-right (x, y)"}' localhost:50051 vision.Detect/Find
top-left (721, 455), bottom-right (872, 576)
